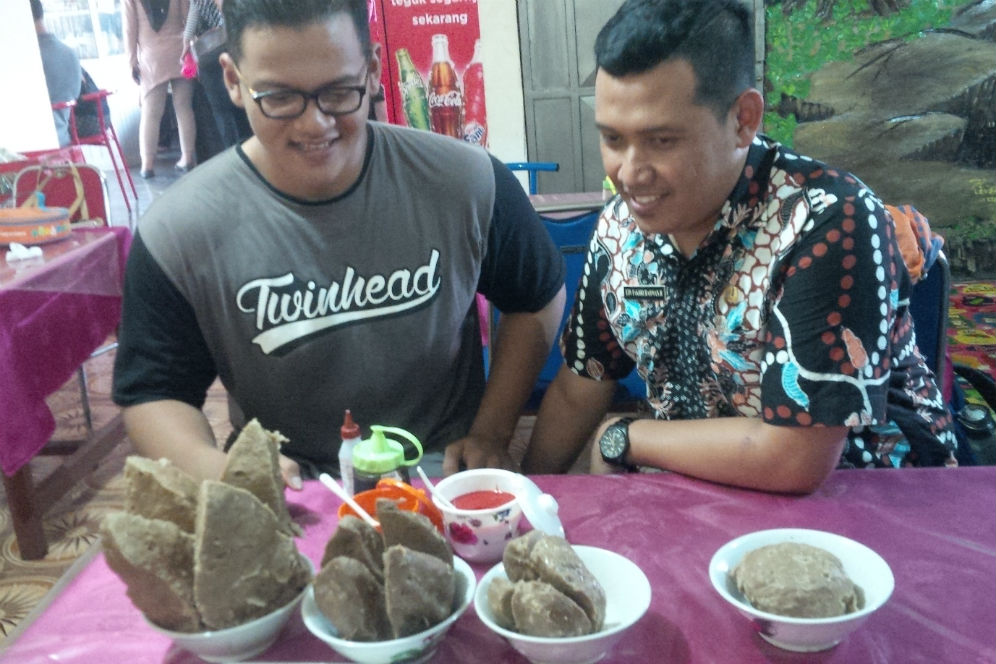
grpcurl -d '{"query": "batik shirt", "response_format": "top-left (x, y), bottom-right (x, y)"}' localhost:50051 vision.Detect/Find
top-left (563, 134), bottom-right (957, 468)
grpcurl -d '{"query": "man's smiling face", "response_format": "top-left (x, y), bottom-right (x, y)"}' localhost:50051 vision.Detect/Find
top-left (595, 58), bottom-right (755, 254)
top-left (223, 13), bottom-right (380, 201)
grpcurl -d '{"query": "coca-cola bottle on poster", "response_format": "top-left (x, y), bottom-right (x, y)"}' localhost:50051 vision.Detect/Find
top-left (396, 48), bottom-right (431, 130)
top-left (428, 34), bottom-right (463, 138)
top-left (462, 39), bottom-right (487, 147)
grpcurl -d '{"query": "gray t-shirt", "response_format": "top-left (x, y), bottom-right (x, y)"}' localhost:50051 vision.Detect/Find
top-left (38, 33), bottom-right (81, 147)
top-left (113, 123), bottom-right (565, 472)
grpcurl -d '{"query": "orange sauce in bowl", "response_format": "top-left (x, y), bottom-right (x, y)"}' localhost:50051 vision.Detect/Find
top-left (451, 489), bottom-right (516, 510)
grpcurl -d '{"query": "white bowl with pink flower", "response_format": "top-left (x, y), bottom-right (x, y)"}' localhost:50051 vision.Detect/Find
top-left (430, 469), bottom-right (564, 564)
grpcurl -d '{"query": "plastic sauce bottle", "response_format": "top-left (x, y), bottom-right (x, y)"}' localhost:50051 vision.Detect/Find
top-left (351, 426), bottom-right (424, 495)
top-left (338, 410), bottom-right (361, 496)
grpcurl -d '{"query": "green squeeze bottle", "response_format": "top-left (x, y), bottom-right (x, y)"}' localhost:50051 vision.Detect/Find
top-left (351, 425), bottom-right (424, 494)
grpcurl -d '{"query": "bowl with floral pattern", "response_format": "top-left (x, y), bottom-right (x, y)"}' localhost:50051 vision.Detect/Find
top-left (430, 469), bottom-right (525, 563)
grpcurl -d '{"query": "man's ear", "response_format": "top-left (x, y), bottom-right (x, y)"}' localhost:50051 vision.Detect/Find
top-left (219, 52), bottom-right (245, 108)
top-left (732, 88), bottom-right (764, 147)
top-left (367, 41), bottom-right (383, 95)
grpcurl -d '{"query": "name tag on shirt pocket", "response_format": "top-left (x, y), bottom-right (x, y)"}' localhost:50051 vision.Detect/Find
top-left (624, 286), bottom-right (667, 301)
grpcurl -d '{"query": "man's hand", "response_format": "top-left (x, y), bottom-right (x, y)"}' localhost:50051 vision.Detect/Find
top-left (442, 433), bottom-right (517, 476)
top-left (279, 454), bottom-right (303, 490)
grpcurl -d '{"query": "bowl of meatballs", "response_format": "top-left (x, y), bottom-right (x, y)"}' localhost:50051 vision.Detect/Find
top-left (473, 530), bottom-right (651, 664)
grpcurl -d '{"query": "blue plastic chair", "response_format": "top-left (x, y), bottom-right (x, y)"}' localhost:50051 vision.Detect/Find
top-left (481, 162), bottom-right (561, 375)
top-left (908, 250), bottom-right (950, 382)
top-left (504, 162), bottom-right (559, 195)
top-left (489, 207), bottom-right (645, 411)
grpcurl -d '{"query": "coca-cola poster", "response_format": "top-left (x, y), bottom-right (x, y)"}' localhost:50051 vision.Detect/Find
top-left (371, 0), bottom-right (488, 148)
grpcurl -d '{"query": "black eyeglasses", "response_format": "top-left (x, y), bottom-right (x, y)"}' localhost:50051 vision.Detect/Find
top-left (235, 67), bottom-right (369, 119)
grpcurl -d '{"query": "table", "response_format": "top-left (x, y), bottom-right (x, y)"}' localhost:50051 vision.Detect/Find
top-left (2, 467), bottom-right (993, 663)
top-left (529, 191), bottom-right (604, 215)
top-left (1, 226), bottom-right (131, 559)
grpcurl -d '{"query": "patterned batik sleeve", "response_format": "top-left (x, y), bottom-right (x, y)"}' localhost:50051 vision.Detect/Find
top-left (760, 185), bottom-right (899, 430)
top-left (560, 213), bottom-right (637, 382)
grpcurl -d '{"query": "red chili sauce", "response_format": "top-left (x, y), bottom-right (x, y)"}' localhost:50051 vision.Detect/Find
top-left (451, 489), bottom-right (516, 510)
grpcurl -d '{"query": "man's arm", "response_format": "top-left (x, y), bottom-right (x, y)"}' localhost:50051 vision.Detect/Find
top-left (523, 367), bottom-right (618, 473)
top-left (122, 399), bottom-right (305, 488)
top-left (442, 286), bottom-right (565, 474)
top-left (122, 399), bottom-right (227, 482)
top-left (112, 234), bottom-right (307, 486)
top-left (443, 155), bottom-right (567, 474)
top-left (591, 416), bottom-right (848, 494)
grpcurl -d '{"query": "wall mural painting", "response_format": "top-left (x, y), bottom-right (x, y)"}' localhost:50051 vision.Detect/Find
top-left (764, 0), bottom-right (994, 276)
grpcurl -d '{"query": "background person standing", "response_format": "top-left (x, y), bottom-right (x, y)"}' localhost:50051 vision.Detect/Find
top-left (182, 0), bottom-right (251, 152)
top-left (31, 0), bottom-right (81, 147)
top-left (123, 0), bottom-right (197, 177)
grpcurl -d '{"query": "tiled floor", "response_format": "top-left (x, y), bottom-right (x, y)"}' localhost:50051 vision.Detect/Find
top-left (108, 147), bottom-right (185, 227)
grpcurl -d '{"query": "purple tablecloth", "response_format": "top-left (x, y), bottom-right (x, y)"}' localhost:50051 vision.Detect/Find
top-left (3, 467), bottom-right (993, 663)
top-left (0, 226), bottom-right (131, 476)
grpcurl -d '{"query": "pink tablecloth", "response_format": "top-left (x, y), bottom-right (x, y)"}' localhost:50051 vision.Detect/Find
top-left (0, 226), bottom-right (132, 476)
top-left (2, 467), bottom-right (993, 663)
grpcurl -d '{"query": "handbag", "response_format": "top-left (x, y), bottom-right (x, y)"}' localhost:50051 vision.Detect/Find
top-left (13, 163), bottom-right (105, 230)
top-left (0, 207), bottom-right (72, 246)
top-left (192, 25), bottom-right (227, 65)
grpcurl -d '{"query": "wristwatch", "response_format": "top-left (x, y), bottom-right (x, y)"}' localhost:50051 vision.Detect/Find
top-left (599, 417), bottom-right (637, 470)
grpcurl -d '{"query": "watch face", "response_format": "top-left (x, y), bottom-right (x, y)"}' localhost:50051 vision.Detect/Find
top-left (600, 425), bottom-right (628, 462)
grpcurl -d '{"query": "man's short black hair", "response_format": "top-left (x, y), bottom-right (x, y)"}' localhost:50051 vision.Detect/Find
top-left (595, 0), bottom-right (755, 118)
top-left (222, 0), bottom-right (371, 64)
top-left (30, 0), bottom-right (44, 21)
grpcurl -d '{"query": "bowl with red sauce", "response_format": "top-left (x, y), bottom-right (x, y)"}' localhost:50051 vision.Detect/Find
top-left (430, 469), bottom-right (526, 563)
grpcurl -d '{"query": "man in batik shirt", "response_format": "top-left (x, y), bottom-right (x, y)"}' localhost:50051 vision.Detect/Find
top-left (524, 0), bottom-right (956, 493)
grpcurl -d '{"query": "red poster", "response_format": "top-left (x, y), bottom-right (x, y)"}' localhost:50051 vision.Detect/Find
top-left (371, 0), bottom-right (487, 148)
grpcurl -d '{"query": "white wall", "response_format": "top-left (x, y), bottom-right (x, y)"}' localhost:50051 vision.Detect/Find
top-left (478, 0), bottom-right (527, 164)
top-left (0, 3), bottom-right (60, 152)
top-left (3, 2), bottom-right (523, 166)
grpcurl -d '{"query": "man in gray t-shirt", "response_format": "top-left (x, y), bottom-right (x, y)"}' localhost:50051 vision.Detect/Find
top-left (112, 0), bottom-right (566, 489)
top-left (32, 0), bottom-right (82, 147)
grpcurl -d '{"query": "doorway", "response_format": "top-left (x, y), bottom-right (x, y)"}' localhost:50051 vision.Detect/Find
top-left (515, 0), bottom-right (764, 195)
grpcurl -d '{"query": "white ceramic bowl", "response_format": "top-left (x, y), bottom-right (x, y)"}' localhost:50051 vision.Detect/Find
top-left (302, 556), bottom-right (475, 664)
top-left (144, 557), bottom-right (313, 662)
top-left (709, 528), bottom-right (895, 652)
top-left (474, 545), bottom-right (651, 664)
top-left (430, 468), bottom-right (526, 563)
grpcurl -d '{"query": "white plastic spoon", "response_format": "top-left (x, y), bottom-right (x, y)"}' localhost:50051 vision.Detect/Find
top-left (415, 466), bottom-right (458, 511)
top-left (318, 473), bottom-right (380, 529)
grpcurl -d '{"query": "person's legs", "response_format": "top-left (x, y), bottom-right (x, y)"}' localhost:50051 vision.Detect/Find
top-left (170, 78), bottom-right (198, 170)
top-left (198, 59), bottom-right (241, 148)
top-left (139, 82), bottom-right (169, 175)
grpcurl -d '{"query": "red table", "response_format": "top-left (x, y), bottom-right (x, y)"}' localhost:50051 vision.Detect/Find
top-left (1, 226), bottom-right (131, 558)
top-left (2, 467), bottom-right (993, 662)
